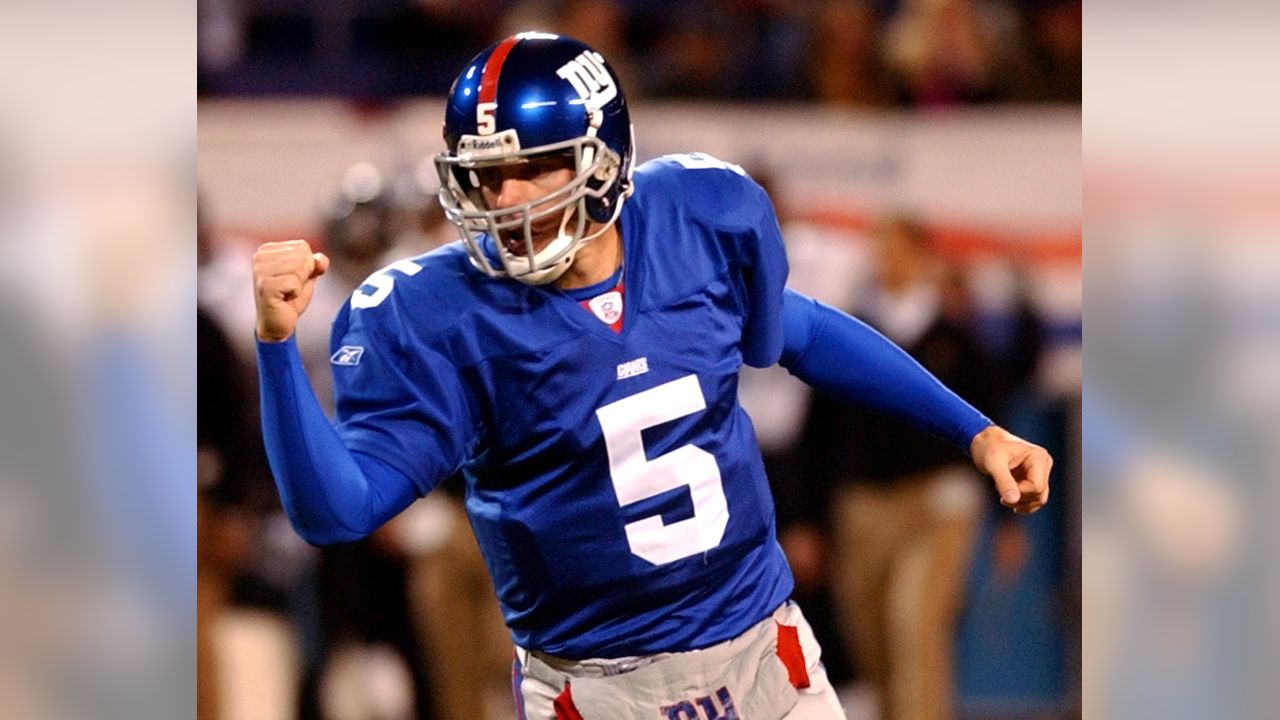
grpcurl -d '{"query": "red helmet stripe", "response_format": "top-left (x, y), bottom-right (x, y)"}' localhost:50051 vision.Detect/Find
top-left (478, 36), bottom-right (520, 104)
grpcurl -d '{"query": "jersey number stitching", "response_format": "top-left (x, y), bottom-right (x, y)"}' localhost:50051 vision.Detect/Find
top-left (595, 375), bottom-right (728, 565)
top-left (669, 152), bottom-right (746, 176)
top-left (350, 259), bottom-right (423, 310)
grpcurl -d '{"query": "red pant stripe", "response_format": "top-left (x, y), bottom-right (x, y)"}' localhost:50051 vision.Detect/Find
top-left (554, 680), bottom-right (584, 720)
top-left (775, 622), bottom-right (811, 689)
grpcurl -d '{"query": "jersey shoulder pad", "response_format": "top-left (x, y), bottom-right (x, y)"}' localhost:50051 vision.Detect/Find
top-left (335, 241), bottom-right (564, 365)
top-left (342, 243), bottom-right (473, 332)
top-left (633, 153), bottom-right (770, 227)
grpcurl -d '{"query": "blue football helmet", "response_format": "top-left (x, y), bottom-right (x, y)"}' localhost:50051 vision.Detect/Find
top-left (434, 32), bottom-right (635, 284)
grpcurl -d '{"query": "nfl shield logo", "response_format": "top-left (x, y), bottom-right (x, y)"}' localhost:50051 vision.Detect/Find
top-left (588, 291), bottom-right (623, 325)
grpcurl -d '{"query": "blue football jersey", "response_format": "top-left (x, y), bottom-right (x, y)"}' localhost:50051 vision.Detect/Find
top-left (329, 154), bottom-right (794, 659)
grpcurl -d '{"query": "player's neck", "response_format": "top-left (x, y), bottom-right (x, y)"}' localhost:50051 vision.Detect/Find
top-left (554, 223), bottom-right (622, 290)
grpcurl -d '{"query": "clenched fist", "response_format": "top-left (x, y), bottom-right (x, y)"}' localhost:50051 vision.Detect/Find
top-left (969, 425), bottom-right (1052, 515)
top-left (253, 239), bottom-right (330, 342)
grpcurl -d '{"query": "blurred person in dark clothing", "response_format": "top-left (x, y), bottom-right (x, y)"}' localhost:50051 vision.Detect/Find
top-left (198, 307), bottom-right (251, 720)
top-left (1018, 0), bottom-right (1081, 103)
top-left (395, 473), bottom-right (515, 720)
top-left (200, 198), bottom-right (312, 720)
top-left (799, 215), bottom-right (997, 720)
top-left (292, 165), bottom-right (438, 720)
top-left (738, 168), bottom-right (869, 690)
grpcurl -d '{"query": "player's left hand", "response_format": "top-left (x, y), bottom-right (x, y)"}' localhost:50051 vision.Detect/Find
top-left (969, 425), bottom-right (1052, 514)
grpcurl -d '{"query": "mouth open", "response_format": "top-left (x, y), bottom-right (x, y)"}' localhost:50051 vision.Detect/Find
top-left (500, 218), bottom-right (564, 256)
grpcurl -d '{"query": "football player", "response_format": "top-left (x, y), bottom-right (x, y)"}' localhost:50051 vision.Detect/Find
top-left (253, 33), bottom-right (1050, 720)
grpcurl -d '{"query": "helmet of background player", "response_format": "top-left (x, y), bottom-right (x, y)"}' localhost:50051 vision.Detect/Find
top-left (434, 32), bottom-right (635, 285)
top-left (323, 163), bottom-right (393, 261)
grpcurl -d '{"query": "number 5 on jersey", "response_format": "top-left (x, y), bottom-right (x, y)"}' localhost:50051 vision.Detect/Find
top-left (351, 259), bottom-right (423, 310)
top-left (595, 375), bottom-right (728, 565)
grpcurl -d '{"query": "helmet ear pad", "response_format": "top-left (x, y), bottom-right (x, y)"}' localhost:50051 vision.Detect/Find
top-left (584, 147), bottom-right (623, 223)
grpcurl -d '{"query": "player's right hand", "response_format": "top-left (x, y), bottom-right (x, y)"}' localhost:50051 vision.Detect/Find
top-left (253, 239), bottom-right (330, 342)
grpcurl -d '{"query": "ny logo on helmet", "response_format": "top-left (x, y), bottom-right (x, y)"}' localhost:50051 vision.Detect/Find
top-left (556, 51), bottom-right (616, 110)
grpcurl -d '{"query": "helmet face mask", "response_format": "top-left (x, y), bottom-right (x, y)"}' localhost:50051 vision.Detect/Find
top-left (434, 33), bottom-right (634, 285)
top-left (436, 136), bottom-right (621, 283)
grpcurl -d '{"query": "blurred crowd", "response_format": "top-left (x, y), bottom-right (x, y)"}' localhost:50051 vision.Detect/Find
top-left (198, 0), bottom-right (1080, 105)
top-left (197, 157), bottom-right (1079, 720)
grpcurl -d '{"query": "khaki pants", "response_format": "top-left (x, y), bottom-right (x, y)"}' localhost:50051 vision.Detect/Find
top-left (404, 498), bottom-right (515, 720)
top-left (829, 468), bottom-right (982, 720)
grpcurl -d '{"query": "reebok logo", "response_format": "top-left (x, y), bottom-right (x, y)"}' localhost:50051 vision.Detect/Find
top-left (330, 346), bottom-right (365, 366)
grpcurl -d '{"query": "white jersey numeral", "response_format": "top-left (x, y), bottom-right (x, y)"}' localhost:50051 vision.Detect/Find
top-left (669, 152), bottom-right (746, 176)
top-left (350, 259), bottom-right (423, 310)
top-left (595, 375), bottom-right (728, 565)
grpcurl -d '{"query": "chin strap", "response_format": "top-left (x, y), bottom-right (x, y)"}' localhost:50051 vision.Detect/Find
top-left (504, 203), bottom-right (620, 285)
top-left (500, 206), bottom-right (578, 285)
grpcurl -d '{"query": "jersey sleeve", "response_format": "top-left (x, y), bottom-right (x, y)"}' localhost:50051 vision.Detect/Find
top-left (643, 154), bottom-right (790, 368)
top-left (329, 300), bottom-right (477, 491)
top-left (779, 288), bottom-right (993, 450)
top-left (258, 336), bottom-right (428, 545)
top-left (737, 176), bottom-right (789, 368)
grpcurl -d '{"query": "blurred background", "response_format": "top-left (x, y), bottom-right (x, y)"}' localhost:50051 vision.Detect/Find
top-left (197, 2), bottom-right (1080, 720)
top-left (9, 2), bottom-right (1280, 719)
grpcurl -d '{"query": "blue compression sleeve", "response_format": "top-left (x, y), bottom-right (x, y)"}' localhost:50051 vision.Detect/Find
top-left (257, 337), bottom-right (421, 545)
top-left (780, 288), bottom-right (992, 451)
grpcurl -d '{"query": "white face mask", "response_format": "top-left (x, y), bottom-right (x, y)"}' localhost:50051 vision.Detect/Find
top-left (435, 135), bottom-right (629, 285)
top-left (496, 206), bottom-right (579, 285)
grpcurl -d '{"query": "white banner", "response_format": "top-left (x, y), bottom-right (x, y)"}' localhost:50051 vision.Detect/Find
top-left (198, 99), bottom-right (1079, 240)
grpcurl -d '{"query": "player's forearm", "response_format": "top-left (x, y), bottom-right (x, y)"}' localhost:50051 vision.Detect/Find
top-left (256, 337), bottom-right (418, 544)
top-left (779, 288), bottom-right (992, 451)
